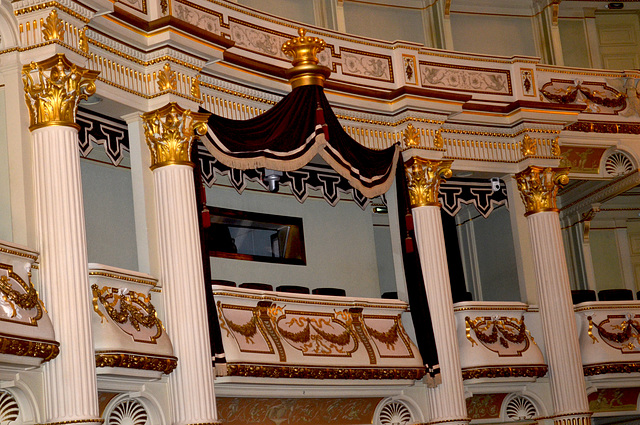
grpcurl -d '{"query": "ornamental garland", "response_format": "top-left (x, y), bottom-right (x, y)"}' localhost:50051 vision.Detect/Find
top-left (588, 316), bottom-right (640, 344)
top-left (224, 314), bottom-right (258, 341)
top-left (465, 316), bottom-right (527, 349)
top-left (365, 322), bottom-right (399, 349)
top-left (0, 270), bottom-right (43, 324)
top-left (91, 284), bottom-right (162, 341)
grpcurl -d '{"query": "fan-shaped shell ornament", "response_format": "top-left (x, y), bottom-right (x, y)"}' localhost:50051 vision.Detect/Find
top-left (505, 395), bottom-right (537, 421)
top-left (107, 399), bottom-right (148, 425)
top-left (379, 401), bottom-right (412, 425)
top-left (605, 151), bottom-right (634, 176)
top-left (0, 390), bottom-right (19, 425)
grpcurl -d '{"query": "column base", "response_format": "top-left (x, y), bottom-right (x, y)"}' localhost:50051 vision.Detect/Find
top-left (553, 413), bottom-right (592, 425)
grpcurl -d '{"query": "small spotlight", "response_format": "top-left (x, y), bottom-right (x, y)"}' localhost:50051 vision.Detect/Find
top-left (264, 169), bottom-right (282, 193)
top-left (373, 206), bottom-right (388, 214)
top-left (607, 2), bottom-right (624, 9)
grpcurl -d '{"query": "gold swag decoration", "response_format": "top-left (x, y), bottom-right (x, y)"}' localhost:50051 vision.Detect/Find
top-left (22, 54), bottom-right (100, 131)
top-left (404, 157), bottom-right (453, 208)
top-left (141, 102), bottom-right (210, 169)
top-left (515, 166), bottom-right (569, 216)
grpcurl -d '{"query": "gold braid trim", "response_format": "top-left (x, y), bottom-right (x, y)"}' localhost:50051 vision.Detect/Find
top-left (36, 419), bottom-right (104, 425)
top-left (584, 362), bottom-right (640, 376)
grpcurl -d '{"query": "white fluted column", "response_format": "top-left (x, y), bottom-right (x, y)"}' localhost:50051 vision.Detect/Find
top-left (142, 103), bottom-right (219, 425)
top-left (516, 166), bottom-right (591, 425)
top-left (405, 157), bottom-right (468, 425)
top-left (23, 54), bottom-right (101, 424)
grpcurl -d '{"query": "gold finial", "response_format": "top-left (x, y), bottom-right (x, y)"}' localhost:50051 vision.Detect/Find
top-left (42, 9), bottom-right (64, 42)
top-left (190, 74), bottom-right (201, 99)
top-left (521, 133), bottom-right (537, 157)
top-left (281, 28), bottom-right (331, 88)
top-left (157, 62), bottom-right (177, 92)
top-left (22, 54), bottom-right (100, 131)
top-left (403, 123), bottom-right (420, 148)
top-left (141, 102), bottom-right (210, 170)
top-left (404, 157), bottom-right (453, 208)
top-left (515, 166), bottom-right (569, 216)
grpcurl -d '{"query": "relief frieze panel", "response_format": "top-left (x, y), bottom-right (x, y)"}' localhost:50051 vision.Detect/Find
top-left (419, 61), bottom-right (512, 95)
top-left (540, 79), bottom-right (626, 114)
top-left (173, 0), bottom-right (223, 34)
top-left (213, 289), bottom-right (425, 379)
top-left (339, 48), bottom-right (393, 83)
top-left (465, 316), bottom-right (530, 357)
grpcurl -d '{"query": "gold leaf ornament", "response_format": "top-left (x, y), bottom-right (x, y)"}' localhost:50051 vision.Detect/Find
top-left (404, 157), bottom-right (453, 208)
top-left (403, 123), bottom-right (420, 148)
top-left (42, 9), bottom-right (65, 42)
top-left (515, 166), bottom-right (569, 216)
top-left (157, 62), bottom-right (177, 91)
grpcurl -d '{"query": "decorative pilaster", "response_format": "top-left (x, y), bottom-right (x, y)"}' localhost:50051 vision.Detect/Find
top-left (141, 103), bottom-right (219, 425)
top-left (22, 54), bottom-right (101, 424)
top-left (515, 166), bottom-right (591, 425)
top-left (404, 157), bottom-right (469, 425)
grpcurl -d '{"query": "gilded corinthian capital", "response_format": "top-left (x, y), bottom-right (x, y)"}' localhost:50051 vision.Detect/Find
top-left (404, 157), bottom-right (453, 208)
top-left (22, 54), bottom-right (100, 131)
top-left (515, 166), bottom-right (569, 216)
top-left (141, 102), bottom-right (210, 170)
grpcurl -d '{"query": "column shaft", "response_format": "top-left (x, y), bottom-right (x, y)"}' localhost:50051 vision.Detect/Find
top-left (413, 205), bottom-right (468, 425)
top-left (33, 126), bottom-right (100, 423)
top-left (153, 164), bottom-right (218, 424)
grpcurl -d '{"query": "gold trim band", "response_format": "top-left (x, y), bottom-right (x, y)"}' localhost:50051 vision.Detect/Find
top-left (462, 365), bottom-right (548, 380)
top-left (95, 352), bottom-right (178, 374)
top-left (36, 419), bottom-right (104, 425)
top-left (226, 363), bottom-right (425, 380)
top-left (0, 334), bottom-right (59, 362)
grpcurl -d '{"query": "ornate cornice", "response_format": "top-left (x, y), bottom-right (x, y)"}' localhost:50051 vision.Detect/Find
top-left (141, 102), bottom-right (210, 170)
top-left (515, 166), bottom-right (569, 216)
top-left (404, 157), bottom-right (453, 208)
top-left (0, 334), bottom-right (60, 362)
top-left (95, 351), bottom-right (178, 374)
top-left (22, 54), bottom-right (99, 131)
top-left (281, 28), bottom-right (331, 88)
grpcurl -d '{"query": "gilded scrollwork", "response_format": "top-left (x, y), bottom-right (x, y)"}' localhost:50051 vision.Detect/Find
top-left (540, 80), bottom-right (626, 113)
top-left (22, 54), bottom-right (100, 131)
top-left (157, 63), bottom-right (177, 92)
top-left (91, 284), bottom-right (163, 343)
top-left (364, 322), bottom-right (398, 350)
top-left (226, 363), bottom-right (425, 380)
top-left (462, 365), bottom-right (547, 380)
top-left (0, 263), bottom-right (43, 325)
top-left (515, 166), bottom-right (569, 216)
top-left (0, 335), bottom-right (59, 362)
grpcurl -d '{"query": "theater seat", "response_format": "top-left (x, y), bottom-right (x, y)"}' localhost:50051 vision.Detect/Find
top-left (312, 287), bottom-right (346, 297)
top-left (211, 279), bottom-right (236, 287)
top-left (381, 291), bottom-right (398, 299)
top-left (276, 285), bottom-right (310, 294)
top-left (571, 289), bottom-right (596, 304)
top-left (239, 282), bottom-right (274, 291)
top-left (598, 289), bottom-right (634, 301)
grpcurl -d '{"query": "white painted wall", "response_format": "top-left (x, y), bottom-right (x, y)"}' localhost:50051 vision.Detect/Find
top-left (0, 88), bottom-right (12, 241)
top-left (81, 159), bottom-right (139, 270)
top-left (559, 19), bottom-right (591, 68)
top-left (237, 0), bottom-right (316, 26)
top-left (450, 14), bottom-right (537, 57)
top-left (590, 228), bottom-right (624, 291)
top-left (343, 2), bottom-right (425, 44)
top-left (457, 205), bottom-right (521, 302)
top-left (206, 183), bottom-right (381, 298)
